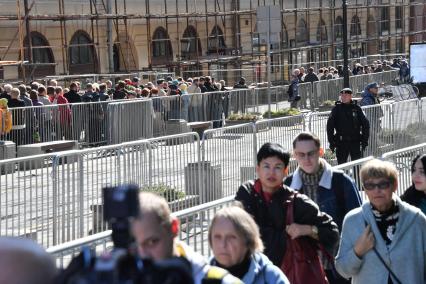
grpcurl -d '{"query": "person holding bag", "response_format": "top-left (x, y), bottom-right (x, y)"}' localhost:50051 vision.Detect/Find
top-left (336, 159), bottom-right (426, 284)
top-left (236, 142), bottom-right (339, 284)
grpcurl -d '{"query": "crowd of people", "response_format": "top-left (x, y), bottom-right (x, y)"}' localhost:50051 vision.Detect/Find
top-left (3, 132), bottom-right (426, 284)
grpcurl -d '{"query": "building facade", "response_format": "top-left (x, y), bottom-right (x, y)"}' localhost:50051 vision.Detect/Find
top-left (0, 0), bottom-right (425, 83)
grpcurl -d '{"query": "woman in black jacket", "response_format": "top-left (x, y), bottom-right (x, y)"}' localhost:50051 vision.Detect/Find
top-left (235, 143), bottom-right (339, 274)
top-left (401, 154), bottom-right (426, 215)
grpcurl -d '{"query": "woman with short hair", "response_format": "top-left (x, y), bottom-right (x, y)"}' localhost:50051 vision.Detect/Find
top-left (209, 205), bottom-right (290, 284)
top-left (336, 159), bottom-right (426, 284)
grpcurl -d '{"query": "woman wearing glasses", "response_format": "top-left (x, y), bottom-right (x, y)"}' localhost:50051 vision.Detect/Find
top-left (336, 159), bottom-right (426, 284)
top-left (401, 154), bottom-right (426, 215)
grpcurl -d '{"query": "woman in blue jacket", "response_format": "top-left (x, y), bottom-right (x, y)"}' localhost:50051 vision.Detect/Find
top-left (208, 205), bottom-right (289, 284)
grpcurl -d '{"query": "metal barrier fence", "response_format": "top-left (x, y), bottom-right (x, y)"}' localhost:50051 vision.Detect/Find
top-left (0, 70), bottom-right (399, 150)
top-left (0, 153), bottom-right (58, 246)
top-left (2, 98), bottom-right (424, 247)
top-left (382, 143), bottom-right (426, 196)
top-left (202, 123), bottom-right (256, 200)
top-left (48, 142), bottom-right (422, 267)
top-left (107, 99), bottom-right (153, 144)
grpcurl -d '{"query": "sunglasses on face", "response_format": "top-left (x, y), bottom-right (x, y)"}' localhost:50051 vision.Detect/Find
top-left (363, 181), bottom-right (391, 191)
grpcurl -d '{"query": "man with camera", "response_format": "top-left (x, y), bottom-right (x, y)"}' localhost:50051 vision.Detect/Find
top-left (131, 192), bottom-right (242, 284)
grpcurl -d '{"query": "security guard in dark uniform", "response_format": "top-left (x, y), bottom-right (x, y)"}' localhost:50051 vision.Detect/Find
top-left (327, 88), bottom-right (370, 164)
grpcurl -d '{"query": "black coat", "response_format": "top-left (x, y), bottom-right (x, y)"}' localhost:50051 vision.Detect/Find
top-left (235, 180), bottom-right (339, 266)
top-left (327, 101), bottom-right (370, 148)
top-left (64, 90), bottom-right (82, 104)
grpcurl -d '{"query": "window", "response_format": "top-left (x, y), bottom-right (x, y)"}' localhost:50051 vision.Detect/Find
top-left (296, 19), bottom-right (308, 46)
top-left (152, 27), bottom-right (173, 63)
top-left (316, 20), bottom-right (328, 43)
top-left (208, 26), bottom-right (226, 53)
top-left (69, 32), bottom-right (94, 65)
top-left (380, 7), bottom-right (390, 35)
top-left (334, 16), bottom-right (343, 41)
top-left (181, 26), bottom-right (202, 60)
top-left (25, 32), bottom-right (54, 64)
top-left (395, 38), bottom-right (404, 53)
top-left (395, 6), bottom-right (403, 30)
top-left (350, 15), bottom-right (362, 37)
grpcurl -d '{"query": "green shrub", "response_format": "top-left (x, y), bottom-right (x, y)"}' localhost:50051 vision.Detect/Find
top-left (142, 184), bottom-right (185, 202)
top-left (320, 100), bottom-right (335, 107)
top-left (227, 113), bottom-right (263, 121)
top-left (263, 108), bottom-right (301, 118)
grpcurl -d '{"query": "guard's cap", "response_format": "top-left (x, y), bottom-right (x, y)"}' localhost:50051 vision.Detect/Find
top-left (340, 88), bottom-right (353, 94)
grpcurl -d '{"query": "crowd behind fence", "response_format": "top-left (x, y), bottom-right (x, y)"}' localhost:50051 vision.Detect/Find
top-left (47, 142), bottom-right (426, 267)
top-left (0, 70), bottom-right (399, 148)
top-left (1, 97), bottom-right (424, 248)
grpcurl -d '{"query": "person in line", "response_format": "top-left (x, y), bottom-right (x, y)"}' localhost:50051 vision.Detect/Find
top-left (131, 192), bottom-right (242, 284)
top-left (287, 69), bottom-right (300, 109)
top-left (209, 205), bottom-right (290, 284)
top-left (401, 154), bottom-right (426, 215)
top-left (0, 237), bottom-right (57, 284)
top-left (336, 159), bottom-right (426, 284)
top-left (327, 88), bottom-right (370, 164)
top-left (284, 132), bottom-right (362, 283)
top-left (235, 142), bottom-right (339, 272)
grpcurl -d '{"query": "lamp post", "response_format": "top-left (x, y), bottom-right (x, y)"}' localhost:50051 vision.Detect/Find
top-left (342, 0), bottom-right (350, 88)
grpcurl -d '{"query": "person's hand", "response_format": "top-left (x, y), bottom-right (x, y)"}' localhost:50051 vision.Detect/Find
top-left (353, 225), bottom-right (375, 258)
top-left (286, 223), bottom-right (314, 240)
top-left (330, 145), bottom-right (336, 153)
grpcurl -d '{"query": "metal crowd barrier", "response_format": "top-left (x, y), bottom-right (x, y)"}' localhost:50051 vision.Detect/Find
top-left (48, 142), bottom-right (420, 267)
top-left (0, 153), bottom-right (58, 247)
top-left (2, 98), bottom-right (424, 247)
top-left (107, 99), bottom-right (153, 144)
top-left (0, 70), bottom-right (400, 151)
top-left (201, 123), bottom-right (256, 199)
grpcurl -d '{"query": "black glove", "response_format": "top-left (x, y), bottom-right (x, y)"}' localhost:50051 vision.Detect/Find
top-left (330, 145), bottom-right (336, 153)
top-left (361, 143), bottom-right (368, 152)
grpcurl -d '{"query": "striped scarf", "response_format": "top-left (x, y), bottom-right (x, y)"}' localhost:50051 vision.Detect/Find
top-left (299, 161), bottom-right (325, 204)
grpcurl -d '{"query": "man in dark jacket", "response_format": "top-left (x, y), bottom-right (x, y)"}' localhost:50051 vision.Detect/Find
top-left (303, 67), bottom-right (319, 83)
top-left (327, 88), bottom-right (370, 164)
top-left (64, 82), bottom-right (81, 103)
top-left (236, 142), bottom-right (339, 269)
top-left (284, 132), bottom-right (362, 284)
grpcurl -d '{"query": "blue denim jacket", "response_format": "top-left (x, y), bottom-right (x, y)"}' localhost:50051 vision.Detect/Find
top-left (284, 159), bottom-right (362, 230)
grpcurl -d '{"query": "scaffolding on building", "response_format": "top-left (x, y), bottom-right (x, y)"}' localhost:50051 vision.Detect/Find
top-left (0, 0), bottom-right (425, 83)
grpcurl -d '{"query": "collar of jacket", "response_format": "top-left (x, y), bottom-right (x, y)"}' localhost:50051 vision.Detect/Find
top-left (361, 195), bottom-right (420, 252)
top-left (289, 158), bottom-right (333, 190)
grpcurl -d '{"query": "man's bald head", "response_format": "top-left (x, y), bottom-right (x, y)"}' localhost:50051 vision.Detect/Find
top-left (0, 237), bottom-right (57, 284)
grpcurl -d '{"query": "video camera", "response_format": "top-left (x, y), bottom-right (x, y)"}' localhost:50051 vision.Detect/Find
top-left (56, 185), bottom-right (193, 284)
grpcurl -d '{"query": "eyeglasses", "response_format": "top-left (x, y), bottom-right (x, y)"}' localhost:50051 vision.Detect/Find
top-left (294, 150), bottom-right (319, 159)
top-left (363, 181), bottom-right (391, 191)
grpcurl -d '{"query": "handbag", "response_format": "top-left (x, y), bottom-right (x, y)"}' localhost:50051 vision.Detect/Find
top-left (280, 193), bottom-right (329, 284)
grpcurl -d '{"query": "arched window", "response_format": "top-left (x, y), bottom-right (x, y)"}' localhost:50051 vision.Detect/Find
top-left (350, 15), bottom-right (362, 37)
top-left (20, 31), bottom-right (55, 78)
top-left (334, 16), bottom-right (343, 41)
top-left (380, 6), bottom-right (390, 34)
top-left (208, 26), bottom-right (226, 54)
top-left (296, 19), bottom-right (308, 46)
top-left (181, 26), bottom-right (202, 60)
top-left (316, 19), bottom-right (328, 43)
top-left (152, 27), bottom-right (173, 65)
top-left (69, 31), bottom-right (98, 74)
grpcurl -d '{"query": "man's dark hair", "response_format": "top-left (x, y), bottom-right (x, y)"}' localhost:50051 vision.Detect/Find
top-left (99, 83), bottom-right (107, 92)
top-left (69, 82), bottom-right (78, 90)
top-left (257, 143), bottom-right (290, 167)
top-left (292, 132), bottom-right (321, 149)
top-left (46, 86), bottom-right (55, 95)
top-left (37, 85), bottom-right (46, 94)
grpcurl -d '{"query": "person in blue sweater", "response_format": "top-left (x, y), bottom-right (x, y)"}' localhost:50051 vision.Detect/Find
top-left (209, 205), bottom-right (290, 284)
top-left (336, 159), bottom-right (426, 284)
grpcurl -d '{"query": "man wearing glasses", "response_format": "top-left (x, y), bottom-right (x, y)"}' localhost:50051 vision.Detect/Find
top-left (327, 88), bottom-right (370, 165)
top-left (284, 132), bottom-right (362, 284)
